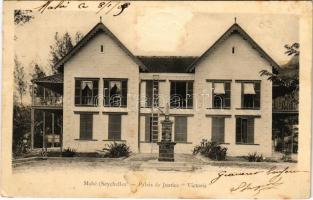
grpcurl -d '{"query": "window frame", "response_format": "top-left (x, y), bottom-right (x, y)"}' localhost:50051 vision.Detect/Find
top-left (170, 80), bottom-right (193, 109)
top-left (236, 80), bottom-right (261, 110)
top-left (211, 117), bottom-right (225, 143)
top-left (174, 116), bottom-right (188, 143)
top-left (235, 116), bottom-right (257, 145)
top-left (74, 78), bottom-right (99, 107)
top-left (79, 113), bottom-right (93, 140)
top-left (211, 81), bottom-right (231, 109)
top-left (103, 78), bottom-right (128, 107)
top-left (108, 114), bottom-right (122, 140)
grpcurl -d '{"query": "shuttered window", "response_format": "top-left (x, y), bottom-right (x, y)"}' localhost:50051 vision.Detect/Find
top-left (75, 79), bottom-right (99, 106)
top-left (211, 117), bottom-right (225, 143)
top-left (145, 81), bottom-right (153, 107)
top-left (103, 79), bottom-right (127, 107)
top-left (145, 116), bottom-right (152, 142)
top-left (108, 115), bottom-right (122, 140)
top-left (213, 82), bottom-right (231, 108)
top-left (241, 82), bottom-right (261, 109)
top-left (236, 117), bottom-right (254, 144)
top-left (175, 116), bottom-right (187, 142)
top-left (170, 81), bottom-right (193, 109)
top-left (80, 114), bottom-right (93, 140)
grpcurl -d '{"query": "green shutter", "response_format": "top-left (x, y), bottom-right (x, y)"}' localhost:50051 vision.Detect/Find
top-left (146, 81), bottom-right (153, 107)
top-left (121, 80), bottom-right (127, 106)
top-left (236, 118), bottom-right (241, 143)
top-left (254, 82), bottom-right (260, 108)
top-left (187, 82), bottom-right (193, 108)
top-left (75, 80), bottom-right (81, 105)
top-left (108, 115), bottom-right (121, 140)
top-left (145, 116), bottom-right (151, 142)
top-left (93, 80), bottom-right (99, 106)
top-left (247, 118), bottom-right (254, 143)
top-left (211, 117), bottom-right (225, 143)
top-left (103, 80), bottom-right (109, 106)
top-left (175, 117), bottom-right (187, 142)
top-left (224, 82), bottom-right (231, 108)
top-left (80, 114), bottom-right (93, 139)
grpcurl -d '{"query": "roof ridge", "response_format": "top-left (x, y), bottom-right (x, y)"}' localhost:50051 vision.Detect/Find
top-left (186, 23), bottom-right (280, 72)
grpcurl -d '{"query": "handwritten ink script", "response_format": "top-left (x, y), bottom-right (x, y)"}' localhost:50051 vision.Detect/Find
top-left (209, 166), bottom-right (308, 196)
top-left (81, 167), bottom-right (308, 197)
top-left (34, 0), bottom-right (130, 16)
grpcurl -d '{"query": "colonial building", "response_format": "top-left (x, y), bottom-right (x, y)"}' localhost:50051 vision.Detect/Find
top-left (31, 21), bottom-right (281, 156)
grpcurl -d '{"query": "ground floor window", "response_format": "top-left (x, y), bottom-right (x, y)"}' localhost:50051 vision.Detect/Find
top-left (80, 113), bottom-right (93, 140)
top-left (145, 115), bottom-right (159, 143)
top-left (236, 117), bottom-right (254, 144)
top-left (108, 114), bottom-right (122, 140)
top-left (174, 116), bottom-right (187, 142)
top-left (211, 117), bottom-right (225, 143)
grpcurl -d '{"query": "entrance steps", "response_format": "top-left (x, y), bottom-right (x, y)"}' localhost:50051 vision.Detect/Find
top-left (140, 160), bottom-right (199, 172)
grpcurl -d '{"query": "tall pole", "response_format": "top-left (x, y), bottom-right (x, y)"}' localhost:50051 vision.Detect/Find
top-left (31, 108), bottom-right (35, 150)
top-left (43, 111), bottom-right (46, 154)
top-left (52, 112), bottom-right (55, 148)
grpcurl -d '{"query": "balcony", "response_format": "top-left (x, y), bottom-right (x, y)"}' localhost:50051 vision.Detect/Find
top-left (33, 96), bottom-right (63, 108)
top-left (273, 96), bottom-right (298, 113)
top-left (31, 74), bottom-right (63, 109)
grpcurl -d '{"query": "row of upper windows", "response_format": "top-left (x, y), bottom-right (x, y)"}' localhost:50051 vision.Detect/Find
top-left (74, 78), bottom-right (261, 110)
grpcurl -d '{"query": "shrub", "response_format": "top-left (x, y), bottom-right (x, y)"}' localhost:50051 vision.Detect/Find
top-left (245, 152), bottom-right (264, 162)
top-left (102, 142), bottom-right (131, 158)
top-left (13, 136), bottom-right (31, 157)
top-left (61, 148), bottom-right (76, 157)
top-left (193, 139), bottom-right (227, 161)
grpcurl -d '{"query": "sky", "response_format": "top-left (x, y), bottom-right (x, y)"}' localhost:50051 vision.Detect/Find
top-left (14, 1), bottom-right (299, 104)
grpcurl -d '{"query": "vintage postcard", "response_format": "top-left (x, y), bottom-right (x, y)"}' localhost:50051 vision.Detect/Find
top-left (1, 0), bottom-right (312, 198)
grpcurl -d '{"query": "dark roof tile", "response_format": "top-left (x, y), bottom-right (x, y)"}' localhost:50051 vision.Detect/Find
top-left (137, 56), bottom-right (198, 73)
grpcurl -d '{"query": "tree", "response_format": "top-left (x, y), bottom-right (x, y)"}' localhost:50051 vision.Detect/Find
top-left (260, 43), bottom-right (299, 102)
top-left (14, 56), bottom-right (27, 105)
top-left (49, 32), bottom-right (83, 73)
top-left (30, 63), bottom-right (46, 80)
top-left (29, 63), bottom-right (46, 97)
top-left (14, 10), bottom-right (34, 25)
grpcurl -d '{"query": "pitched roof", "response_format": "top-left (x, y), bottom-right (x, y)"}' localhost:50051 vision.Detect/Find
top-left (32, 73), bottom-right (63, 83)
top-left (186, 23), bottom-right (281, 72)
top-left (137, 56), bottom-right (198, 73)
top-left (55, 22), bottom-right (148, 71)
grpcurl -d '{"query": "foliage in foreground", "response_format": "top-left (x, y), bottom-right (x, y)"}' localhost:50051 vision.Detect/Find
top-left (193, 139), bottom-right (227, 161)
top-left (245, 152), bottom-right (264, 162)
top-left (102, 142), bottom-right (131, 158)
top-left (61, 148), bottom-right (77, 157)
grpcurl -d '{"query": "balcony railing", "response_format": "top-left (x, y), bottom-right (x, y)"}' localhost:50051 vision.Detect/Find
top-left (273, 97), bottom-right (298, 113)
top-left (33, 96), bottom-right (63, 107)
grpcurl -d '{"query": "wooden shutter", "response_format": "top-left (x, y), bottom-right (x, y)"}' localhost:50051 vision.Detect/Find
top-left (146, 81), bottom-right (153, 107)
top-left (75, 80), bottom-right (81, 105)
top-left (80, 114), bottom-right (93, 139)
top-left (187, 82), bottom-right (193, 108)
top-left (121, 80), bottom-right (127, 106)
top-left (92, 80), bottom-right (99, 106)
top-left (254, 82), bottom-right (261, 108)
top-left (224, 82), bottom-right (231, 108)
top-left (145, 116), bottom-right (151, 142)
top-left (175, 117), bottom-right (187, 142)
top-left (211, 117), bottom-right (225, 143)
top-left (247, 118), bottom-right (254, 143)
top-left (103, 79), bottom-right (109, 106)
top-left (108, 115), bottom-right (121, 140)
top-left (236, 118), bottom-right (241, 143)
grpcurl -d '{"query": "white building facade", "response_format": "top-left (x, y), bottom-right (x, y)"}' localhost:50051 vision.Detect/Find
top-left (31, 22), bottom-right (279, 157)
